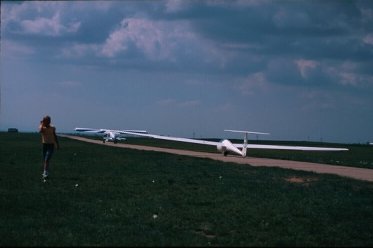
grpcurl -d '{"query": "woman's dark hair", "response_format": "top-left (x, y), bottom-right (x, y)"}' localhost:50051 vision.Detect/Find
top-left (42, 116), bottom-right (51, 127)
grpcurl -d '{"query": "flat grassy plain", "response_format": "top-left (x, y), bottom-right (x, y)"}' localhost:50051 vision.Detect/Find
top-left (78, 134), bottom-right (373, 169)
top-left (1, 132), bottom-right (373, 246)
top-left (124, 136), bottom-right (373, 169)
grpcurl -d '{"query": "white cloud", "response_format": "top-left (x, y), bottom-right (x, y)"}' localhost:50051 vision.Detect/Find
top-left (156, 98), bottom-right (200, 108)
top-left (215, 102), bottom-right (235, 112)
top-left (165, 0), bottom-right (189, 13)
top-left (61, 43), bottom-right (99, 58)
top-left (57, 80), bottom-right (82, 88)
top-left (338, 72), bottom-right (373, 88)
top-left (20, 12), bottom-right (80, 36)
top-left (179, 100), bottom-right (200, 108)
top-left (238, 72), bottom-right (269, 95)
top-left (295, 59), bottom-right (319, 79)
top-left (1, 40), bottom-right (35, 59)
top-left (157, 98), bottom-right (177, 107)
top-left (299, 90), bottom-right (336, 111)
top-left (101, 17), bottom-right (188, 60)
top-left (207, 0), bottom-right (267, 8)
top-left (60, 17), bottom-right (198, 60)
top-left (273, 9), bottom-right (310, 28)
top-left (363, 33), bottom-right (373, 45)
top-left (359, 6), bottom-right (373, 24)
top-left (325, 61), bottom-right (372, 87)
top-left (98, 17), bottom-right (227, 65)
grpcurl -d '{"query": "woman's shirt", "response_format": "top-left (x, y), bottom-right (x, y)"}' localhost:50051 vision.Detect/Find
top-left (40, 125), bottom-right (56, 144)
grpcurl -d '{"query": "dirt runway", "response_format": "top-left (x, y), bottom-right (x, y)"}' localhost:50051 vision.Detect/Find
top-left (60, 135), bottom-right (373, 182)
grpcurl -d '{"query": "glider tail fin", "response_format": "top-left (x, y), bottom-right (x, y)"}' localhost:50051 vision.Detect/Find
top-left (224, 129), bottom-right (270, 157)
top-left (242, 133), bottom-right (248, 157)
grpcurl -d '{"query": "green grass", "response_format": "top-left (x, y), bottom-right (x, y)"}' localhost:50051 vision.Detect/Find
top-left (74, 133), bottom-right (373, 169)
top-left (1, 132), bottom-right (373, 246)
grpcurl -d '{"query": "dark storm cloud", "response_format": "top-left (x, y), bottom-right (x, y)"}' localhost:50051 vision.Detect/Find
top-left (2, 1), bottom-right (372, 142)
top-left (156, 1), bottom-right (372, 63)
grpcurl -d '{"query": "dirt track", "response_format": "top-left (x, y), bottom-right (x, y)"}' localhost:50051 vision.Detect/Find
top-left (60, 135), bottom-right (373, 182)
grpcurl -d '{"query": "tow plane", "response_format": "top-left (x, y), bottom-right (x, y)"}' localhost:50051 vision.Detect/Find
top-left (75, 127), bottom-right (147, 144)
top-left (121, 129), bottom-right (348, 157)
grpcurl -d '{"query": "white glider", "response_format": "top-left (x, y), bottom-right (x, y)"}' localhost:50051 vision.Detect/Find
top-left (75, 127), bottom-right (147, 144)
top-left (121, 129), bottom-right (348, 157)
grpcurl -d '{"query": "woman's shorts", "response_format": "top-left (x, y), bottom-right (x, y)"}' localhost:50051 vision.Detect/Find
top-left (42, 143), bottom-right (55, 161)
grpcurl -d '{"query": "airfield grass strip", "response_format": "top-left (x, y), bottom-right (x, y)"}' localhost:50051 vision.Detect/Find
top-left (76, 134), bottom-right (373, 169)
top-left (1, 132), bottom-right (373, 246)
top-left (123, 136), bottom-right (373, 169)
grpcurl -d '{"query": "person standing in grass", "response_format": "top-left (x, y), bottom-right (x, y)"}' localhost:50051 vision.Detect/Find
top-left (39, 115), bottom-right (59, 179)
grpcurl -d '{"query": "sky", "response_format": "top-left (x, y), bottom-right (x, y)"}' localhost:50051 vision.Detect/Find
top-left (1, 0), bottom-right (372, 143)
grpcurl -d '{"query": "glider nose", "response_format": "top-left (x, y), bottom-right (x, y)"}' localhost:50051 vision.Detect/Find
top-left (217, 143), bottom-right (226, 153)
top-left (220, 139), bottom-right (243, 157)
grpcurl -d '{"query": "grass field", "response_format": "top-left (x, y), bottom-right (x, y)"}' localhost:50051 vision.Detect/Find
top-left (122, 135), bottom-right (373, 169)
top-left (1, 132), bottom-right (373, 246)
top-left (74, 133), bottom-right (373, 169)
